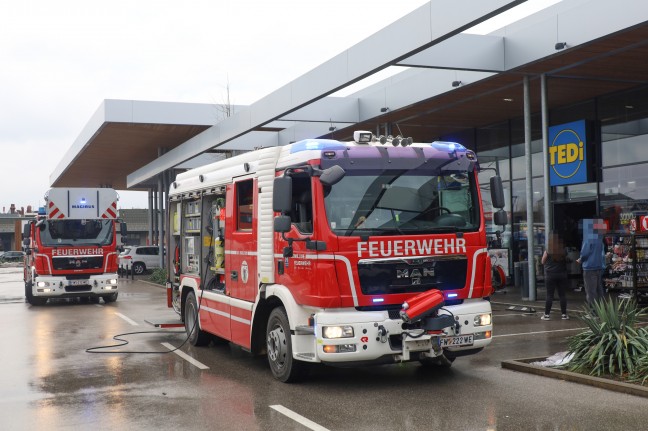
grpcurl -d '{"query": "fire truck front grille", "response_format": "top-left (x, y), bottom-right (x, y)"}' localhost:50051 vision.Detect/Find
top-left (358, 255), bottom-right (467, 295)
top-left (53, 256), bottom-right (104, 271)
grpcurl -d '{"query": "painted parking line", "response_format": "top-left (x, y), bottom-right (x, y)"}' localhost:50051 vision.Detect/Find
top-left (161, 342), bottom-right (209, 370)
top-left (493, 327), bottom-right (585, 338)
top-left (270, 405), bottom-right (330, 431)
top-left (115, 312), bottom-right (139, 326)
top-left (493, 313), bottom-right (538, 317)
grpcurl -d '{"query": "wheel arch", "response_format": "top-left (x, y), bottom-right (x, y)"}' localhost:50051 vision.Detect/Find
top-left (250, 284), bottom-right (316, 355)
top-left (179, 277), bottom-right (200, 324)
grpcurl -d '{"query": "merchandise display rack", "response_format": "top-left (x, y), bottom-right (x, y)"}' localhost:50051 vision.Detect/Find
top-left (603, 232), bottom-right (648, 304)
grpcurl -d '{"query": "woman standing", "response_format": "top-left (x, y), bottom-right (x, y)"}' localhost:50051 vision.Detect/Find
top-left (541, 232), bottom-right (569, 320)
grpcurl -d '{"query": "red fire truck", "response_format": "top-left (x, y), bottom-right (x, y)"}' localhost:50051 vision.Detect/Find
top-left (166, 131), bottom-right (507, 382)
top-left (22, 188), bottom-right (126, 305)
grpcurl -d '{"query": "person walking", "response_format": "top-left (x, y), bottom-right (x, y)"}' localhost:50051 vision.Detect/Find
top-left (576, 219), bottom-right (607, 309)
top-left (540, 232), bottom-right (569, 320)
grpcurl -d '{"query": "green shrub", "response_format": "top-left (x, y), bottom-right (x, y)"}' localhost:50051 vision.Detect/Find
top-left (148, 268), bottom-right (168, 285)
top-left (630, 354), bottom-right (648, 384)
top-left (566, 298), bottom-right (648, 378)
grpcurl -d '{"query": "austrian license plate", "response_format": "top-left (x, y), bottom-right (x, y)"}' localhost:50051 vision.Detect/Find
top-left (440, 334), bottom-right (474, 347)
top-left (69, 279), bottom-right (89, 286)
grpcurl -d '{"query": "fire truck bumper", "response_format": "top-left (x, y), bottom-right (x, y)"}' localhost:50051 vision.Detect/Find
top-left (30, 274), bottom-right (119, 298)
top-left (311, 299), bottom-right (492, 364)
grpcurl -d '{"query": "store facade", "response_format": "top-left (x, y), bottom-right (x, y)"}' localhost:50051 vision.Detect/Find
top-left (447, 83), bottom-right (648, 281)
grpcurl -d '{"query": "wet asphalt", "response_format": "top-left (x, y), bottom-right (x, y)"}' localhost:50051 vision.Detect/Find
top-left (1, 265), bottom-right (647, 431)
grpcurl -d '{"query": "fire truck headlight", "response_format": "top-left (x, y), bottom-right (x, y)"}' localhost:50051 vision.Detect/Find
top-left (36, 281), bottom-right (50, 288)
top-left (322, 325), bottom-right (354, 339)
top-left (474, 313), bottom-right (492, 327)
top-left (108, 279), bottom-right (118, 285)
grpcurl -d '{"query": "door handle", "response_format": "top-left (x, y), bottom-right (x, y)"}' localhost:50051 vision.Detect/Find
top-left (231, 271), bottom-right (238, 280)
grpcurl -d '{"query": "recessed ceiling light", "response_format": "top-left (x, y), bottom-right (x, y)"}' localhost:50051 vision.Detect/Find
top-left (503, 98), bottom-right (513, 102)
top-left (625, 105), bottom-right (634, 109)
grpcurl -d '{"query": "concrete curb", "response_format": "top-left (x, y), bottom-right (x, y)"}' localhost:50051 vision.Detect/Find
top-left (501, 357), bottom-right (648, 398)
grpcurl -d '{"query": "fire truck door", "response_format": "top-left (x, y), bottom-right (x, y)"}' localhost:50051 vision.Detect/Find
top-left (225, 180), bottom-right (257, 348)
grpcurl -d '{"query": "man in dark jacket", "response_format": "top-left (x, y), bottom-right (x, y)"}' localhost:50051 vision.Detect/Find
top-left (577, 219), bottom-right (607, 307)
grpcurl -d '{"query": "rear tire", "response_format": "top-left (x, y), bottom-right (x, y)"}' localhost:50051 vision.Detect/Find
top-left (185, 291), bottom-right (210, 346)
top-left (25, 282), bottom-right (48, 306)
top-left (266, 307), bottom-right (308, 382)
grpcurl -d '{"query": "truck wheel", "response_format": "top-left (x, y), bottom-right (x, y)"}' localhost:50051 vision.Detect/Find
top-left (132, 262), bottom-right (146, 275)
top-left (420, 352), bottom-right (455, 368)
top-left (184, 291), bottom-right (210, 346)
top-left (25, 282), bottom-right (47, 306)
top-left (102, 293), bottom-right (118, 303)
top-left (266, 307), bottom-right (308, 382)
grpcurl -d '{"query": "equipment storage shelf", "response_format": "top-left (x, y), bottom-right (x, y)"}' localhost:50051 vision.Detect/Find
top-left (184, 200), bottom-right (201, 234)
top-left (604, 232), bottom-right (648, 304)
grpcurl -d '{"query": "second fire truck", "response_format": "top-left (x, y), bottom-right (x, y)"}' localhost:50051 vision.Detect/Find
top-left (166, 131), bottom-right (507, 381)
top-left (22, 188), bottom-right (126, 305)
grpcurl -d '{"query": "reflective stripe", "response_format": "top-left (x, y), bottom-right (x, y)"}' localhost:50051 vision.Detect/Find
top-left (469, 248), bottom-right (488, 298)
top-left (201, 305), bottom-right (251, 326)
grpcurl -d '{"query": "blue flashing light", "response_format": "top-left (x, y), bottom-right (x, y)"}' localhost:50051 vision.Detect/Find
top-left (372, 298), bottom-right (385, 303)
top-left (80, 198), bottom-right (87, 204)
top-left (38, 207), bottom-right (46, 215)
top-left (290, 139), bottom-right (346, 154)
top-left (446, 293), bottom-right (458, 298)
top-left (431, 141), bottom-right (466, 152)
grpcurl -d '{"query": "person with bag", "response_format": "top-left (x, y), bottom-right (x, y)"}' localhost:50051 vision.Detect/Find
top-left (540, 232), bottom-right (569, 320)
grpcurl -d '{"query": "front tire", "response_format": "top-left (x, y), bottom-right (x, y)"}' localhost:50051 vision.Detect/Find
top-left (102, 292), bottom-right (118, 303)
top-left (25, 282), bottom-right (47, 306)
top-left (266, 307), bottom-right (308, 382)
top-left (184, 291), bottom-right (210, 346)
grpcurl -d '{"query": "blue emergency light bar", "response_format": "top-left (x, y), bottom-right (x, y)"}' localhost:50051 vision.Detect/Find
top-left (290, 139), bottom-right (347, 154)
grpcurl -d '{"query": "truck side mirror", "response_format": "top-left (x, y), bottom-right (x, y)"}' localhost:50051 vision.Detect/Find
top-left (120, 222), bottom-right (128, 237)
top-left (490, 176), bottom-right (506, 209)
top-left (22, 223), bottom-right (31, 239)
top-left (273, 176), bottom-right (292, 213)
top-left (494, 209), bottom-right (508, 227)
top-left (273, 215), bottom-right (292, 233)
top-left (319, 165), bottom-right (345, 186)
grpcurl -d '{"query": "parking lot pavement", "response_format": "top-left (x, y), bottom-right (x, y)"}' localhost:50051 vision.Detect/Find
top-left (3, 267), bottom-right (648, 430)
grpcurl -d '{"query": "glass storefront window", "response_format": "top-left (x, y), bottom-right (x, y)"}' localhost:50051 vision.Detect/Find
top-left (553, 183), bottom-right (598, 203)
top-left (601, 164), bottom-right (648, 233)
top-left (511, 148), bottom-right (546, 179)
top-left (601, 119), bottom-right (648, 167)
top-left (511, 178), bottom-right (545, 261)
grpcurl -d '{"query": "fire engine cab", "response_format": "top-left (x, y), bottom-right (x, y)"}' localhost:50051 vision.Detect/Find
top-left (167, 131), bottom-right (507, 382)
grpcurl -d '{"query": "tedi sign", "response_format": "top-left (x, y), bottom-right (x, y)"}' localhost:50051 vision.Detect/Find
top-left (548, 120), bottom-right (594, 186)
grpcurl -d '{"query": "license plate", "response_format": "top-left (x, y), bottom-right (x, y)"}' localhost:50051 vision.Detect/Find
top-left (440, 335), bottom-right (474, 347)
top-left (69, 279), bottom-right (88, 286)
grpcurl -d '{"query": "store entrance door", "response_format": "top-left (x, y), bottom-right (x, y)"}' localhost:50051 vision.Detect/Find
top-left (553, 200), bottom-right (597, 276)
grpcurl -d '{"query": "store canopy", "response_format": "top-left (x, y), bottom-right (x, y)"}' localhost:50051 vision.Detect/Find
top-left (49, 0), bottom-right (648, 192)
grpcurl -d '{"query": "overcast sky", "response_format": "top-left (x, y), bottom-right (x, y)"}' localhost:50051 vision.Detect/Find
top-left (1, 0), bottom-right (557, 212)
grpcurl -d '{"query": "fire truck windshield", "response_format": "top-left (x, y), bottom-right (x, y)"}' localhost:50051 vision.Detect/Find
top-left (39, 219), bottom-right (114, 246)
top-left (323, 169), bottom-right (480, 236)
